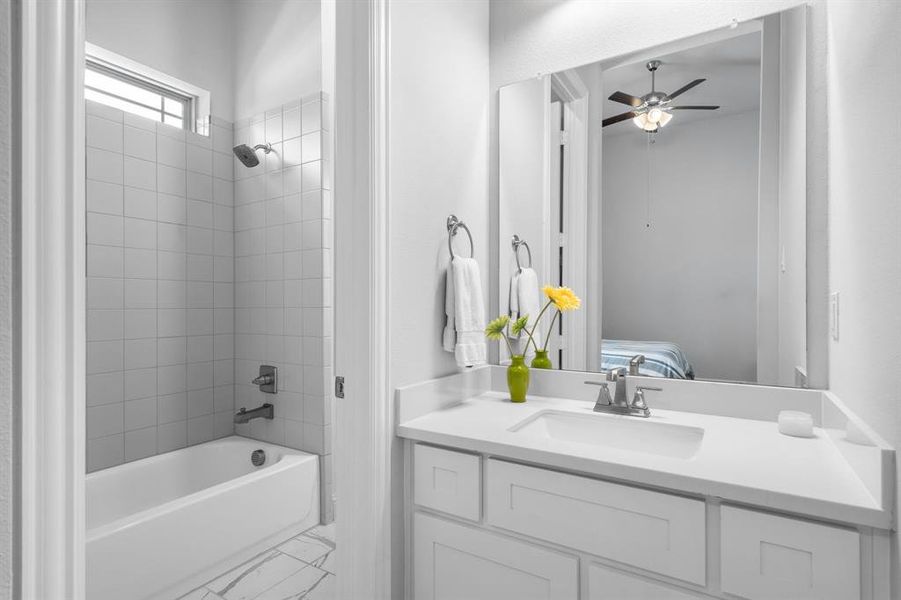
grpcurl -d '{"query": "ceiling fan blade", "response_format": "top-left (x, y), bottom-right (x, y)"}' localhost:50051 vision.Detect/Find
top-left (602, 111), bottom-right (638, 127)
top-left (667, 78), bottom-right (706, 99)
top-left (670, 105), bottom-right (720, 110)
top-left (608, 91), bottom-right (644, 107)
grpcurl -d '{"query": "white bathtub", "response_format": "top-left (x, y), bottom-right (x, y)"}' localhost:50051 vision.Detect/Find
top-left (86, 436), bottom-right (320, 600)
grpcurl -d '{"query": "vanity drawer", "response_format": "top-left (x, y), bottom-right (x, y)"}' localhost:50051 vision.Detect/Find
top-left (485, 459), bottom-right (706, 585)
top-left (721, 506), bottom-right (860, 600)
top-left (413, 444), bottom-right (481, 521)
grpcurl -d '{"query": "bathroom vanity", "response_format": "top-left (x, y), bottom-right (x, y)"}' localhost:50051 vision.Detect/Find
top-left (397, 368), bottom-right (894, 600)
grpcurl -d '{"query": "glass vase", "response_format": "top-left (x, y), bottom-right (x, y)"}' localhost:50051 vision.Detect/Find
top-left (507, 355), bottom-right (530, 403)
top-left (531, 349), bottom-right (552, 369)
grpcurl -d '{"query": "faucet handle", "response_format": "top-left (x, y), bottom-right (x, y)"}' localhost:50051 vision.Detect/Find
top-left (605, 367), bottom-right (626, 382)
top-left (631, 385), bottom-right (662, 410)
top-left (585, 381), bottom-right (613, 408)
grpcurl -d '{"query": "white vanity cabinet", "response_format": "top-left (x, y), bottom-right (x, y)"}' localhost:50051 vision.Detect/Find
top-left (406, 442), bottom-right (878, 600)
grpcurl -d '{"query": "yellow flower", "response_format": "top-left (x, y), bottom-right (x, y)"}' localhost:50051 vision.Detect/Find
top-left (542, 286), bottom-right (581, 312)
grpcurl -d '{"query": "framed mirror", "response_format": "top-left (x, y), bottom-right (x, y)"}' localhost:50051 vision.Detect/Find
top-left (497, 7), bottom-right (816, 388)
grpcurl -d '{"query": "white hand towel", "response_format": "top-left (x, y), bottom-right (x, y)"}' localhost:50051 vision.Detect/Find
top-left (516, 267), bottom-right (541, 358)
top-left (507, 271), bottom-right (520, 319)
top-left (451, 257), bottom-right (487, 368)
top-left (442, 262), bottom-right (456, 352)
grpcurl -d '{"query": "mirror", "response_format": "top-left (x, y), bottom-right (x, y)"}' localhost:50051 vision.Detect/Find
top-left (498, 8), bottom-right (811, 387)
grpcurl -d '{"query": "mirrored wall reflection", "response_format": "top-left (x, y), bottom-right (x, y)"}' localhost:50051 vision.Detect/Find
top-left (498, 7), bottom-right (809, 387)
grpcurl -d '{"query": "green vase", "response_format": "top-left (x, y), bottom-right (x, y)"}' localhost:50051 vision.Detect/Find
top-left (531, 350), bottom-right (552, 370)
top-left (507, 355), bottom-right (530, 403)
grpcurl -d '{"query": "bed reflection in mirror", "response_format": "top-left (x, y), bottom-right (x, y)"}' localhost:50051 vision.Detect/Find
top-left (497, 8), bottom-right (809, 387)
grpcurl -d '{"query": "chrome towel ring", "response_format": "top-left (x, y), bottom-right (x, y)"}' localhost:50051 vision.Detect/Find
top-left (447, 215), bottom-right (474, 260)
top-left (511, 234), bottom-right (532, 273)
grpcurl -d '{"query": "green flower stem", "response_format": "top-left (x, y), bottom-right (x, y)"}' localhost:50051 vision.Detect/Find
top-left (542, 310), bottom-right (560, 351)
top-left (524, 300), bottom-right (553, 353)
top-left (501, 328), bottom-right (516, 357)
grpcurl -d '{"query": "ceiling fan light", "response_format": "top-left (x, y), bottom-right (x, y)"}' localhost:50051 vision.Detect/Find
top-left (633, 113), bottom-right (650, 129)
top-left (647, 107), bottom-right (663, 123)
top-left (658, 111), bottom-right (673, 127)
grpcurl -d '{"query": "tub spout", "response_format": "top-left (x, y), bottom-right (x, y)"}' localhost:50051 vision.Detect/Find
top-left (234, 403), bottom-right (274, 424)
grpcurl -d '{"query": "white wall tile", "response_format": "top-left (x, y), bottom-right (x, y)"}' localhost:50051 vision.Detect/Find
top-left (158, 309), bottom-right (187, 337)
top-left (87, 340), bottom-right (124, 375)
top-left (124, 125), bottom-right (156, 161)
top-left (87, 277), bottom-right (124, 309)
top-left (86, 100), bottom-right (124, 123)
top-left (157, 420), bottom-right (187, 452)
top-left (186, 143), bottom-right (212, 175)
top-left (157, 194), bottom-right (187, 224)
top-left (87, 309), bottom-right (124, 342)
top-left (87, 115), bottom-right (124, 153)
top-left (124, 279), bottom-right (157, 309)
top-left (124, 367), bottom-right (157, 400)
top-left (87, 180), bottom-right (124, 215)
top-left (213, 152), bottom-right (233, 181)
top-left (158, 165), bottom-right (186, 196)
top-left (124, 218), bottom-right (157, 250)
top-left (157, 133), bottom-right (186, 168)
top-left (158, 223), bottom-right (187, 252)
top-left (124, 427), bottom-right (157, 462)
top-left (124, 396), bottom-right (157, 431)
top-left (124, 156), bottom-right (157, 191)
top-left (124, 248), bottom-right (157, 279)
top-left (87, 434), bottom-right (124, 472)
top-left (301, 132), bottom-right (321, 163)
top-left (87, 147), bottom-right (124, 185)
top-left (187, 200), bottom-right (214, 229)
top-left (87, 372), bottom-right (124, 407)
top-left (158, 251), bottom-right (187, 280)
top-left (187, 387), bottom-right (214, 416)
top-left (158, 364), bottom-right (187, 396)
top-left (158, 337), bottom-right (187, 366)
top-left (186, 227), bottom-right (213, 255)
top-left (158, 393), bottom-right (187, 424)
top-left (87, 212), bottom-right (124, 247)
top-left (187, 172), bottom-right (213, 201)
top-left (124, 187), bottom-right (157, 220)
top-left (157, 280), bottom-right (186, 309)
top-left (301, 101), bottom-right (321, 134)
top-left (187, 415), bottom-right (214, 445)
top-left (125, 338), bottom-right (157, 370)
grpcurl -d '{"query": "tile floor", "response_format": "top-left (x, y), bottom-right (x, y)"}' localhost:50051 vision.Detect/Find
top-left (179, 524), bottom-right (336, 600)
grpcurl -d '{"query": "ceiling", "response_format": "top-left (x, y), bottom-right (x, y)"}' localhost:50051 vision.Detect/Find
top-left (599, 31), bottom-right (762, 135)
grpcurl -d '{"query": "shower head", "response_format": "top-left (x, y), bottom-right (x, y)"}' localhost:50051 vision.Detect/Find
top-left (232, 143), bottom-right (273, 168)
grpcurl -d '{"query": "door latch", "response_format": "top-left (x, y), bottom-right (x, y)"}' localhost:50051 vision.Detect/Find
top-left (335, 376), bottom-right (345, 398)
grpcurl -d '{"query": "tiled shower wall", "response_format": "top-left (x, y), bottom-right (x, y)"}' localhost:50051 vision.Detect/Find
top-left (232, 93), bottom-right (333, 521)
top-left (85, 101), bottom-right (236, 471)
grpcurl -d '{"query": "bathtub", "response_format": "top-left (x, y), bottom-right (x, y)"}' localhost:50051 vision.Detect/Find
top-left (86, 436), bottom-right (320, 600)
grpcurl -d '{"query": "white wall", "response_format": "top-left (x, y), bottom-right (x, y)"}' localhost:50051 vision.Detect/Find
top-left (826, 0), bottom-right (901, 590)
top-left (388, 0), bottom-right (489, 596)
top-left (86, 0), bottom-right (235, 119)
top-left (232, 0), bottom-right (322, 120)
top-left (388, 0), bottom-right (490, 389)
top-left (601, 111), bottom-right (760, 381)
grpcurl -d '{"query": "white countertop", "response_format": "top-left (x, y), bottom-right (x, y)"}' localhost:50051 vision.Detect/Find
top-left (397, 389), bottom-right (892, 529)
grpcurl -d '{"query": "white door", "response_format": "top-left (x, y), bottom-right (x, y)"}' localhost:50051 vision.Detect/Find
top-left (413, 513), bottom-right (578, 600)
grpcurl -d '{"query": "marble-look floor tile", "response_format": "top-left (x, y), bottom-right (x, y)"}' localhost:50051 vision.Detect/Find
top-left (208, 550), bottom-right (307, 600)
top-left (308, 523), bottom-right (335, 542)
top-left (278, 532), bottom-right (333, 565)
top-left (253, 565), bottom-right (331, 600)
top-left (179, 587), bottom-right (226, 600)
top-left (305, 548), bottom-right (336, 576)
top-left (302, 573), bottom-right (335, 600)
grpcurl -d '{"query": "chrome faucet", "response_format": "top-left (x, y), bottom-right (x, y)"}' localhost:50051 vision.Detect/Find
top-left (234, 403), bottom-right (274, 424)
top-left (584, 357), bottom-right (661, 418)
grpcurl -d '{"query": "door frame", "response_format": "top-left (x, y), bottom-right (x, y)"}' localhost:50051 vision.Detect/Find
top-left (17, 0), bottom-right (87, 598)
top-left (333, 0), bottom-right (394, 598)
top-left (18, 0), bottom-right (396, 597)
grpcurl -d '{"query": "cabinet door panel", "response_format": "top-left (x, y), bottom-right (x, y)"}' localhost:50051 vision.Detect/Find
top-left (413, 444), bottom-right (481, 520)
top-left (721, 506), bottom-right (860, 600)
top-left (588, 564), bottom-right (705, 599)
top-left (485, 459), bottom-right (706, 584)
top-left (414, 512), bottom-right (578, 600)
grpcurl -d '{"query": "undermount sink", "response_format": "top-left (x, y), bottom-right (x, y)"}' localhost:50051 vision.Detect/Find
top-left (509, 410), bottom-right (704, 459)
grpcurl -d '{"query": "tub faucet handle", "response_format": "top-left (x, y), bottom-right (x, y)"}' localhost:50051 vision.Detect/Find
top-left (252, 365), bottom-right (277, 393)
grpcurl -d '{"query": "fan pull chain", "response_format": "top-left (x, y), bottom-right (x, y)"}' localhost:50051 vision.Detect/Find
top-left (646, 132), bottom-right (655, 228)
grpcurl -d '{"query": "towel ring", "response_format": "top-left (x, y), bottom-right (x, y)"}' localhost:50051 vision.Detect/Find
top-left (447, 215), bottom-right (474, 259)
top-left (511, 234), bottom-right (532, 273)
